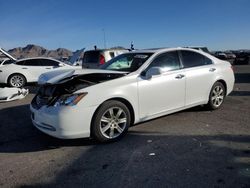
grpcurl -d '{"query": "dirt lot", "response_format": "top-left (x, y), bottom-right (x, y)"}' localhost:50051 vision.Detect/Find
top-left (0, 65), bottom-right (250, 188)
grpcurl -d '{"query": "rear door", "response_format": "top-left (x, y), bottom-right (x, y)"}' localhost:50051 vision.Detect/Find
top-left (39, 59), bottom-right (60, 71)
top-left (179, 50), bottom-right (216, 106)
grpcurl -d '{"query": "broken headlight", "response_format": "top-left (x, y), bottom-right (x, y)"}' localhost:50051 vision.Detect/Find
top-left (54, 92), bottom-right (88, 107)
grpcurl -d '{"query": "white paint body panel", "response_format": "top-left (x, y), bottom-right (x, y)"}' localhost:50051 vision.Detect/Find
top-left (30, 48), bottom-right (235, 139)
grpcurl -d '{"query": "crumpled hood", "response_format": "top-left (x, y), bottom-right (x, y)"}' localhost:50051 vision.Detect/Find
top-left (38, 68), bottom-right (127, 85)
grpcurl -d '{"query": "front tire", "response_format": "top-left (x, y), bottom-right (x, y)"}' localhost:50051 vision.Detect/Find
top-left (206, 82), bottom-right (226, 110)
top-left (91, 100), bottom-right (131, 142)
top-left (8, 74), bottom-right (26, 88)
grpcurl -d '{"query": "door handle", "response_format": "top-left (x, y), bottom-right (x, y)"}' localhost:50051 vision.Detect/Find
top-left (175, 74), bottom-right (185, 79)
top-left (209, 68), bottom-right (216, 72)
top-left (46, 68), bottom-right (51, 69)
top-left (22, 67), bottom-right (28, 69)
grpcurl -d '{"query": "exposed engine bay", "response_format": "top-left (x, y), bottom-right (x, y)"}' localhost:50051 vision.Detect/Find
top-left (31, 73), bottom-right (126, 109)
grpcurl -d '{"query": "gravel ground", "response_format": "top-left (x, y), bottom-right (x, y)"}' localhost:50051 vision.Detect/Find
top-left (0, 65), bottom-right (250, 188)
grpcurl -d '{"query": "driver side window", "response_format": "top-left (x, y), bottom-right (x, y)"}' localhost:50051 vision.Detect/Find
top-left (146, 51), bottom-right (181, 72)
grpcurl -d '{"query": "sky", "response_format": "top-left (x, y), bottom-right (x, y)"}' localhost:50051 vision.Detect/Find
top-left (0, 0), bottom-right (250, 51)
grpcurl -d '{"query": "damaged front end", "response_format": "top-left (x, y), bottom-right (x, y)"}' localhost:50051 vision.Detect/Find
top-left (31, 72), bottom-right (126, 109)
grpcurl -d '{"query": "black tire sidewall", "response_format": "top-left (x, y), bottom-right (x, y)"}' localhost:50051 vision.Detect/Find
top-left (91, 100), bottom-right (131, 142)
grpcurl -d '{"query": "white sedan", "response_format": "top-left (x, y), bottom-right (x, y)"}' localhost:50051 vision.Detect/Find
top-left (30, 48), bottom-right (235, 142)
top-left (0, 57), bottom-right (76, 87)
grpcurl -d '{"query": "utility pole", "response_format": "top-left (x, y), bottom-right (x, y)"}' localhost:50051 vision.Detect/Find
top-left (102, 29), bottom-right (107, 49)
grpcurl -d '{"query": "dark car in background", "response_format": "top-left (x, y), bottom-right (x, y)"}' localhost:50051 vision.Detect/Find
top-left (82, 48), bottom-right (128, 69)
top-left (213, 51), bottom-right (236, 64)
top-left (232, 50), bottom-right (250, 65)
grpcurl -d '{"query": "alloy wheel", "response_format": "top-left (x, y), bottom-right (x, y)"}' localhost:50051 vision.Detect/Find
top-left (99, 107), bottom-right (127, 139)
top-left (211, 85), bottom-right (224, 108)
top-left (10, 75), bottom-right (25, 87)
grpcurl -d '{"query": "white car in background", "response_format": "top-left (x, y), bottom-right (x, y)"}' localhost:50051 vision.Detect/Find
top-left (30, 48), bottom-right (235, 142)
top-left (0, 57), bottom-right (76, 87)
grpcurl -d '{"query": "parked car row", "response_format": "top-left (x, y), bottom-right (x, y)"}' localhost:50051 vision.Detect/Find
top-left (212, 50), bottom-right (250, 65)
top-left (0, 47), bottom-right (128, 87)
top-left (0, 46), bottom-right (247, 88)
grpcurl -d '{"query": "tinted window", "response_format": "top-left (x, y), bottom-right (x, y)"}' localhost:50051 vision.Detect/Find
top-left (40, 59), bottom-right (59, 66)
top-left (181, 50), bottom-right (212, 68)
top-left (83, 51), bottom-right (100, 64)
top-left (3, 60), bottom-right (14, 65)
top-left (16, 60), bottom-right (25, 65)
top-left (146, 51), bottom-right (180, 72)
top-left (23, 59), bottom-right (41, 66)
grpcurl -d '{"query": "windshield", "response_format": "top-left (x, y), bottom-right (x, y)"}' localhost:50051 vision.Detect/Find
top-left (100, 53), bottom-right (153, 72)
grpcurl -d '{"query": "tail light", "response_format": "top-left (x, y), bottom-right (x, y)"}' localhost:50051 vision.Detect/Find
top-left (99, 54), bottom-right (105, 65)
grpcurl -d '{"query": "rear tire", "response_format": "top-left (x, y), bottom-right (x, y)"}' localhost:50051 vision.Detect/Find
top-left (206, 82), bottom-right (226, 110)
top-left (8, 74), bottom-right (26, 88)
top-left (91, 100), bottom-right (131, 142)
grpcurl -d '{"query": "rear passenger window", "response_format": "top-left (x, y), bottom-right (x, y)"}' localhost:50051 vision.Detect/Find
top-left (23, 59), bottom-right (40, 66)
top-left (147, 51), bottom-right (181, 72)
top-left (181, 50), bottom-right (212, 68)
top-left (40, 59), bottom-right (59, 66)
top-left (16, 61), bottom-right (25, 65)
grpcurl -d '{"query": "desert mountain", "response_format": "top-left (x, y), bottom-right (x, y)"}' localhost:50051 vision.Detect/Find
top-left (8, 44), bottom-right (73, 59)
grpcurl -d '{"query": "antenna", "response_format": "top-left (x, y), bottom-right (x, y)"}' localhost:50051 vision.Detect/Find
top-left (131, 41), bottom-right (134, 50)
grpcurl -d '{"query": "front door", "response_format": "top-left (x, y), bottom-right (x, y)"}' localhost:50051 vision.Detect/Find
top-left (137, 51), bottom-right (186, 119)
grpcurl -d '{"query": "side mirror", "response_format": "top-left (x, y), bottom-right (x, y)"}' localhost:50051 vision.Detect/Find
top-left (145, 67), bottom-right (163, 79)
top-left (59, 63), bottom-right (64, 67)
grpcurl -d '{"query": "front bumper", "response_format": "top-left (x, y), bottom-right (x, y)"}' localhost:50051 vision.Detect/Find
top-left (30, 103), bottom-right (98, 139)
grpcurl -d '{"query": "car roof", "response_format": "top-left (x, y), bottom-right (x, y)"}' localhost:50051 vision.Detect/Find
top-left (16, 57), bottom-right (63, 63)
top-left (131, 47), bottom-right (202, 53)
top-left (127, 47), bottom-right (217, 61)
top-left (85, 48), bottom-right (128, 52)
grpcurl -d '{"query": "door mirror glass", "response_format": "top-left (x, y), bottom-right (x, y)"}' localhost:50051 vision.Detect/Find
top-left (145, 67), bottom-right (163, 79)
